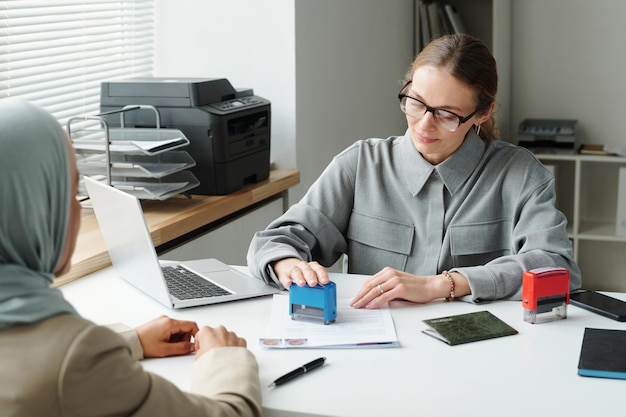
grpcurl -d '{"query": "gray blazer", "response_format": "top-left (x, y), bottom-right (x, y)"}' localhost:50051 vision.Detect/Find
top-left (248, 132), bottom-right (581, 302)
top-left (0, 314), bottom-right (262, 417)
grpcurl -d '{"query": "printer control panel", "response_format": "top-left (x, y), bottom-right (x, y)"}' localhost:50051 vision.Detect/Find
top-left (210, 97), bottom-right (265, 112)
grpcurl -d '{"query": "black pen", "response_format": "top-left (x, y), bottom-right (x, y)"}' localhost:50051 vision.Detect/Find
top-left (268, 357), bottom-right (327, 388)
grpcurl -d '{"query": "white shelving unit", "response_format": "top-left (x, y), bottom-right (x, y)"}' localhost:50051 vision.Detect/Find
top-left (537, 154), bottom-right (626, 291)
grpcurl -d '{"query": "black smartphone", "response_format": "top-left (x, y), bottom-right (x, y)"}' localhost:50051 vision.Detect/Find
top-left (570, 290), bottom-right (626, 322)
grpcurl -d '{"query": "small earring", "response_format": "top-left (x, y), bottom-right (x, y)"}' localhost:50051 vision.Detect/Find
top-left (475, 124), bottom-right (481, 136)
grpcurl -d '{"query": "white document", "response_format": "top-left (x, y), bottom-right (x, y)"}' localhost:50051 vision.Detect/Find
top-left (260, 293), bottom-right (399, 349)
top-left (73, 138), bottom-right (187, 155)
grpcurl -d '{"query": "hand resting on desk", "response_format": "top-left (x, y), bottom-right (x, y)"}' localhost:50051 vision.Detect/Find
top-left (194, 325), bottom-right (248, 358)
top-left (135, 315), bottom-right (199, 358)
top-left (135, 315), bottom-right (247, 359)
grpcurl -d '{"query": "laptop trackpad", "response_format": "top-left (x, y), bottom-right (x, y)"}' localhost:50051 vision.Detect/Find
top-left (176, 258), bottom-right (276, 295)
top-left (180, 258), bottom-right (231, 273)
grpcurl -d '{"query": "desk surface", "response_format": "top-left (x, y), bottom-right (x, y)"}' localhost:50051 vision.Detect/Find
top-left (61, 266), bottom-right (626, 417)
top-left (55, 169), bottom-right (299, 287)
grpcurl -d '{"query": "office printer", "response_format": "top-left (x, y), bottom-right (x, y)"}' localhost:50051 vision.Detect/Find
top-left (100, 78), bottom-right (270, 195)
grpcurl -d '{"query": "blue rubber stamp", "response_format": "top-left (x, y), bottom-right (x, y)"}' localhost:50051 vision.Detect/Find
top-left (289, 282), bottom-right (337, 325)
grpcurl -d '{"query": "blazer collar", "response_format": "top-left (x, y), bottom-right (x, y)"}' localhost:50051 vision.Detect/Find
top-left (400, 129), bottom-right (486, 197)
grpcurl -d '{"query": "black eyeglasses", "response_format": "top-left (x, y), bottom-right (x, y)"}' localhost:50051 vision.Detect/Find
top-left (398, 82), bottom-right (480, 132)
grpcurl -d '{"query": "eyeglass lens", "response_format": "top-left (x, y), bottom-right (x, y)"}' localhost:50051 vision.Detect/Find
top-left (400, 96), bottom-right (460, 132)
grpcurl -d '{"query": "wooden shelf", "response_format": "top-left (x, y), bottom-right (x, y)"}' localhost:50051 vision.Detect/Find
top-left (55, 169), bottom-right (300, 287)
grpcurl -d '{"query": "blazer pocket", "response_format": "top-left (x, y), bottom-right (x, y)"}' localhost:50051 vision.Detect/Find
top-left (449, 220), bottom-right (512, 267)
top-left (346, 211), bottom-right (414, 274)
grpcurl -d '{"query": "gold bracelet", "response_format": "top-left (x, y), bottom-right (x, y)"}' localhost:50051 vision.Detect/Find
top-left (443, 270), bottom-right (455, 301)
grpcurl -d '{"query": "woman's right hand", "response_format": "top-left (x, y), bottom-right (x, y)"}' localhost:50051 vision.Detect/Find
top-left (194, 325), bottom-right (247, 359)
top-left (272, 258), bottom-right (330, 288)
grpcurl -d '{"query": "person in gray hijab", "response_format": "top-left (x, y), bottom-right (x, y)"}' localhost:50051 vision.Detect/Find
top-left (0, 99), bottom-right (262, 417)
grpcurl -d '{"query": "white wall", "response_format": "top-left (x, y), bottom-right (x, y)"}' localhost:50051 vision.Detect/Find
top-left (154, 0), bottom-right (297, 168)
top-left (293, 0), bottom-right (412, 200)
top-left (511, 0), bottom-right (626, 152)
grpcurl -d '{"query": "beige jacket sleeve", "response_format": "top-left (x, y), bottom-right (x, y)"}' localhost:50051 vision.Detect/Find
top-left (105, 322), bottom-right (144, 360)
top-left (59, 323), bottom-right (262, 417)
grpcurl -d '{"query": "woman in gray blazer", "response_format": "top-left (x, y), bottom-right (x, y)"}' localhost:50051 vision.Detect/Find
top-left (248, 34), bottom-right (580, 307)
top-left (0, 99), bottom-right (262, 417)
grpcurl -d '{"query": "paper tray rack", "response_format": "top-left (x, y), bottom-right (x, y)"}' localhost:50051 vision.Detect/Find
top-left (68, 105), bottom-right (199, 199)
top-left (79, 171), bottom-right (200, 201)
top-left (70, 128), bottom-right (190, 155)
top-left (76, 151), bottom-right (196, 179)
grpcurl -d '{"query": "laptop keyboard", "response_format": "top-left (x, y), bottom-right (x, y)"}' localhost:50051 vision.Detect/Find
top-left (162, 265), bottom-right (233, 300)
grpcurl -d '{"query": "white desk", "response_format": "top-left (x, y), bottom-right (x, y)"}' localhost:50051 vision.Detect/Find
top-left (61, 267), bottom-right (626, 417)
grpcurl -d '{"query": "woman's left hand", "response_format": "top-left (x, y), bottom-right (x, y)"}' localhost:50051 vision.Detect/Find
top-left (350, 267), bottom-right (451, 309)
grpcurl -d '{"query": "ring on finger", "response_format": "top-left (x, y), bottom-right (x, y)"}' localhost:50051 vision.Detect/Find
top-left (377, 284), bottom-right (384, 294)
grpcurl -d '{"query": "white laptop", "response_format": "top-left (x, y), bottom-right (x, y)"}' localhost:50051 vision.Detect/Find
top-left (84, 176), bottom-right (279, 309)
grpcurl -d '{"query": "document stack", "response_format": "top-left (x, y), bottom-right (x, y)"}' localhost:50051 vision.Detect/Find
top-left (68, 105), bottom-right (199, 200)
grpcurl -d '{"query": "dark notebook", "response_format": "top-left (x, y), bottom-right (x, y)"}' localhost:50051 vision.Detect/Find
top-left (578, 327), bottom-right (626, 380)
top-left (422, 310), bottom-right (518, 346)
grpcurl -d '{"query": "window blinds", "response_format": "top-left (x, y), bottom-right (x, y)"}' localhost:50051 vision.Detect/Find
top-left (0, 0), bottom-right (155, 126)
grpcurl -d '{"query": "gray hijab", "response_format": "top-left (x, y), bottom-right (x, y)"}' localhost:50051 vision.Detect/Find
top-left (0, 99), bottom-right (77, 328)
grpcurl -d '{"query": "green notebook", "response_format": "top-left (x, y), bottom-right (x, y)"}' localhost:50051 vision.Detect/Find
top-left (422, 310), bottom-right (518, 345)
